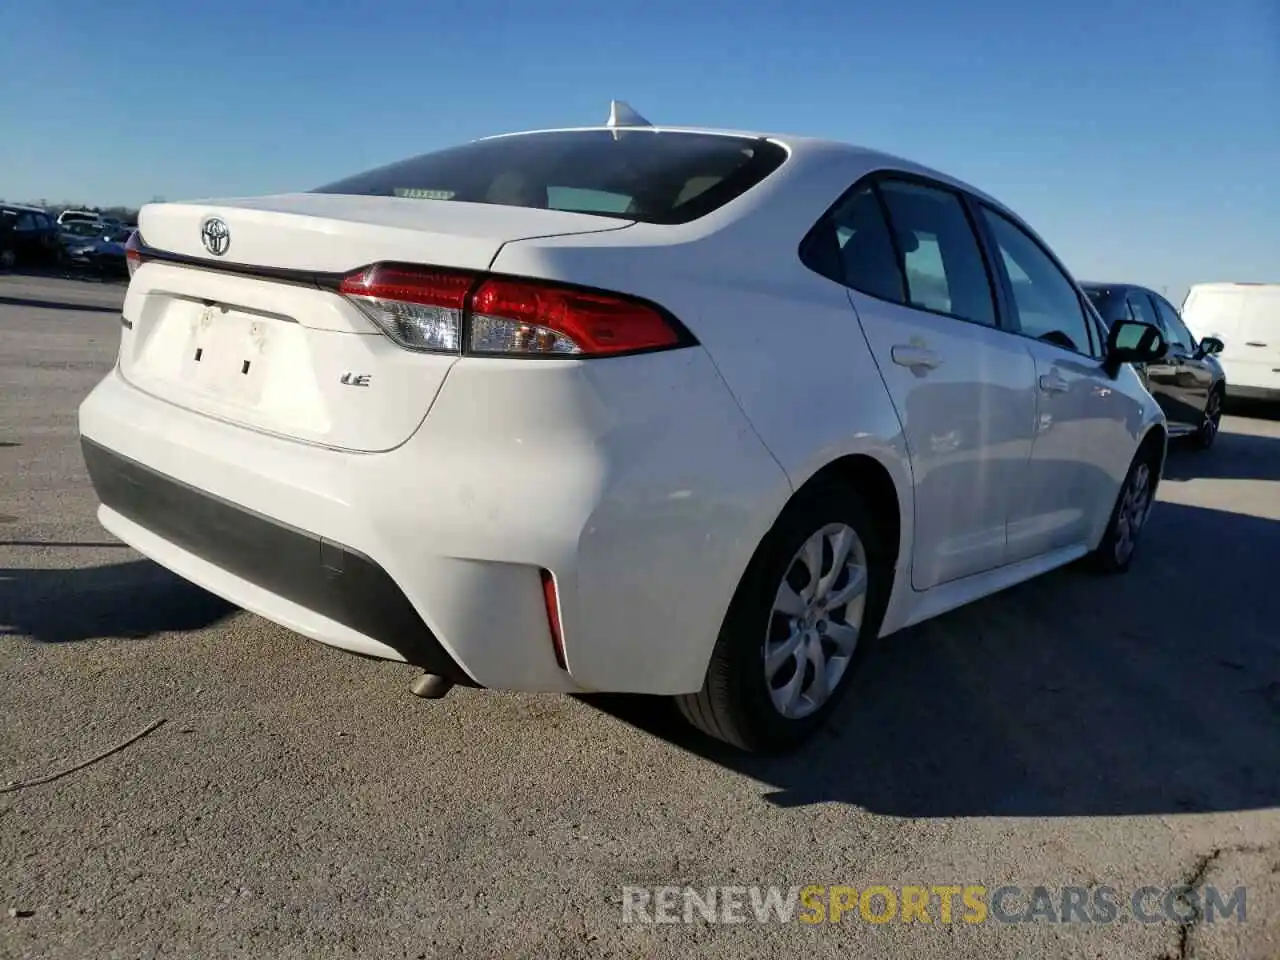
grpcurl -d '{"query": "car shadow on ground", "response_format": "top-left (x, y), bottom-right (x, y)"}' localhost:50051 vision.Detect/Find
top-left (1162, 430), bottom-right (1280, 482)
top-left (585, 498), bottom-right (1280, 818)
top-left (0, 266), bottom-right (126, 286)
top-left (0, 294), bottom-right (122, 314)
top-left (0, 559), bottom-right (235, 644)
top-left (1225, 397), bottom-right (1280, 422)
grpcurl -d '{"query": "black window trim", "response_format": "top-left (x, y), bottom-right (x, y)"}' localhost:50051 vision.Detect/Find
top-left (969, 199), bottom-right (1105, 360)
top-left (798, 169), bottom-right (1009, 333)
top-left (1079, 291), bottom-right (1110, 353)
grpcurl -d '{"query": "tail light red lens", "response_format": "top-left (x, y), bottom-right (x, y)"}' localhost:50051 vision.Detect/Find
top-left (469, 277), bottom-right (684, 357)
top-left (337, 264), bottom-right (691, 358)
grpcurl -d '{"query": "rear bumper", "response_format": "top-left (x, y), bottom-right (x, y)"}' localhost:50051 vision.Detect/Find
top-left (78, 354), bottom-right (788, 695)
top-left (82, 438), bottom-right (471, 682)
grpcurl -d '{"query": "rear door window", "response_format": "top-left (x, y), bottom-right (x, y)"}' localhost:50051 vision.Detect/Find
top-left (877, 179), bottom-right (997, 327)
top-left (313, 130), bottom-right (788, 225)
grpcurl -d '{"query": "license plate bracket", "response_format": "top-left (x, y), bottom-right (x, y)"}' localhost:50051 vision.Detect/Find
top-left (181, 304), bottom-right (271, 404)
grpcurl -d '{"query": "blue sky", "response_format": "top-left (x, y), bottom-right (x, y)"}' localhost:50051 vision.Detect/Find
top-left (2, 0), bottom-right (1275, 303)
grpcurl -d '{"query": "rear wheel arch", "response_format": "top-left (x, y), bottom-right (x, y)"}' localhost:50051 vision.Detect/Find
top-left (1139, 423), bottom-right (1168, 481)
top-left (677, 457), bottom-right (902, 751)
top-left (791, 454), bottom-right (903, 575)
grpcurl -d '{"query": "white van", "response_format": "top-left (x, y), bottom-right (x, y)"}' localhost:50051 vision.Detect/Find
top-left (1182, 282), bottom-right (1280, 401)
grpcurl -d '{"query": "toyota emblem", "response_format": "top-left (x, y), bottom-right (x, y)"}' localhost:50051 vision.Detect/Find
top-left (200, 217), bottom-right (230, 257)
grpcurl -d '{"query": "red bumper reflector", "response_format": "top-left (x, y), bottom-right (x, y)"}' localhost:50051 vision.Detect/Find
top-left (540, 568), bottom-right (567, 671)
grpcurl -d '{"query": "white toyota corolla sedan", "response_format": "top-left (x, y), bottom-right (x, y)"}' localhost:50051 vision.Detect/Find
top-left (79, 103), bottom-right (1170, 752)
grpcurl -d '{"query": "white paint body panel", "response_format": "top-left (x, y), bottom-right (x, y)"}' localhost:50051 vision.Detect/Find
top-left (139, 193), bottom-right (633, 274)
top-left (80, 127), bottom-right (1166, 695)
top-left (847, 292), bottom-right (1037, 589)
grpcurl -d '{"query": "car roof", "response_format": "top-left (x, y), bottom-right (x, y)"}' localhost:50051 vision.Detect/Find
top-left (1, 203), bottom-right (48, 213)
top-left (1081, 281), bottom-right (1161, 298)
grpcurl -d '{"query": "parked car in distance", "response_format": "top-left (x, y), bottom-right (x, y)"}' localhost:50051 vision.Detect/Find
top-left (79, 103), bottom-right (1171, 752)
top-left (1081, 282), bottom-right (1226, 449)
top-left (56, 209), bottom-right (102, 227)
top-left (87, 227), bottom-right (133, 278)
top-left (0, 204), bottom-right (63, 269)
top-left (60, 218), bottom-right (112, 262)
top-left (1181, 282), bottom-right (1280, 404)
top-left (60, 220), bottom-right (108, 238)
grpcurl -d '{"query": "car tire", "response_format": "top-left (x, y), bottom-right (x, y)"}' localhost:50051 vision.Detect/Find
top-left (676, 482), bottom-right (892, 753)
top-left (1191, 385), bottom-right (1223, 451)
top-left (1089, 440), bottom-right (1160, 575)
top-left (0, 249), bottom-right (14, 270)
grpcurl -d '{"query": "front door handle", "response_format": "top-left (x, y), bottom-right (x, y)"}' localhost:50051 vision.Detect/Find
top-left (1038, 373), bottom-right (1069, 394)
top-left (891, 345), bottom-right (942, 371)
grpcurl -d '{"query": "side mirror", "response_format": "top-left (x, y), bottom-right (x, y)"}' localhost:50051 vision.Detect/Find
top-left (1106, 319), bottom-right (1168, 368)
top-left (1198, 336), bottom-right (1225, 357)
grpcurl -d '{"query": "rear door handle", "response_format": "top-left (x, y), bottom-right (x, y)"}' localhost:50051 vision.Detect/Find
top-left (1246, 341), bottom-right (1267, 348)
top-left (1038, 373), bottom-right (1069, 394)
top-left (891, 345), bottom-right (942, 371)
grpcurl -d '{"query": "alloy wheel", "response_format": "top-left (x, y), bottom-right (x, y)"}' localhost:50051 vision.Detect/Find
top-left (763, 522), bottom-right (868, 720)
top-left (1113, 462), bottom-right (1153, 565)
top-left (1201, 390), bottom-right (1222, 444)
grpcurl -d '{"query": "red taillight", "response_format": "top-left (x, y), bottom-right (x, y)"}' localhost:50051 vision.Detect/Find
top-left (469, 277), bottom-right (684, 357)
top-left (338, 263), bottom-right (473, 310)
top-left (336, 263), bottom-right (691, 358)
top-left (540, 568), bottom-right (567, 671)
top-left (125, 230), bottom-right (144, 278)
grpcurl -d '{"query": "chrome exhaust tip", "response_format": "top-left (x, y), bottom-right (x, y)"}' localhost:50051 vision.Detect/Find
top-left (409, 673), bottom-right (455, 699)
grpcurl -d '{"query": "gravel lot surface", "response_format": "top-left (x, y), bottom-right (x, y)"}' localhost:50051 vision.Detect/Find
top-left (2, 273), bottom-right (1278, 959)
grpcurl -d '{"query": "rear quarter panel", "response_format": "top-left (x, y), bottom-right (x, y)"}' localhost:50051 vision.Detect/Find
top-left (492, 226), bottom-right (916, 638)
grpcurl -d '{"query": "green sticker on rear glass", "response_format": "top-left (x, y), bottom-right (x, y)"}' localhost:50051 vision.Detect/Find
top-left (393, 188), bottom-right (455, 200)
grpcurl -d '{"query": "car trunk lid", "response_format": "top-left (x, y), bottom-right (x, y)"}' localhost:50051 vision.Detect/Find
top-left (118, 195), bottom-right (633, 452)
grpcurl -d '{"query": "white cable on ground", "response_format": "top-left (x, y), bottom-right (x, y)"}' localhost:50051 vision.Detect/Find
top-left (0, 718), bottom-right (166, 794)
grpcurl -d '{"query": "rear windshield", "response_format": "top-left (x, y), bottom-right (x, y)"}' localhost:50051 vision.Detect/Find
top-left (312, 130), bottom-right (788, 225)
